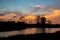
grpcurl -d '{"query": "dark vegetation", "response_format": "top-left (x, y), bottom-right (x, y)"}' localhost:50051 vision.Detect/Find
top-left (0, 21), bottom-right (60, 32)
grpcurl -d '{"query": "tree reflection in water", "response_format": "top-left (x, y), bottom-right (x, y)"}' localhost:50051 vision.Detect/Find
top-left (0, 28), bottom-right (60, 37)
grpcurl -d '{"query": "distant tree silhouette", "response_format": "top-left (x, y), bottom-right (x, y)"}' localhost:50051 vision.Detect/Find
top-left (47, 20), bottom-right (52, 24)
top-left (40, 15), bottom-right (46, 24)
top-left (36, 16), bottom-right (41, 24)
top-left (0, 14), bottom-right (4, 16)
top-left (19, 16), bottom-right (25, 22)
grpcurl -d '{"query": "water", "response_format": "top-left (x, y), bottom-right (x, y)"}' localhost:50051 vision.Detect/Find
top-left (0, 28), bottom-right (60, 37)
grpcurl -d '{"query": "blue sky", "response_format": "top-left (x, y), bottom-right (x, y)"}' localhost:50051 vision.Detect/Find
top-left (0, 0), bottom-right (59, 14)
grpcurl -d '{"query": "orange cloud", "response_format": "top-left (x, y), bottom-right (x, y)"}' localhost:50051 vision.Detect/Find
top-left (0, 10), bottom-right (60, 24)
top-left (45, 9), bottom-right (60, 24)
top-left (24, 15), bottom-right (37, 24)
top-left (25, 15), bottom-right (36, 19)
top-left (0, 13), bottom-right (18, 21)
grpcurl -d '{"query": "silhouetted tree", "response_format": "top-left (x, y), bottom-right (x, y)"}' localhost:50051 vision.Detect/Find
top-left (40, 15), bottom-right (46, 24)
top-left (47, 20), bottom-right (52, 24)
top-left (36, 16), bottom-right (41, 24)
top-left (19, 16), bottom-right (25, 22)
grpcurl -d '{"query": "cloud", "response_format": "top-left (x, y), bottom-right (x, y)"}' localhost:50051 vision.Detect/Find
top-left (30, 4), bottom-right (52, 14)
top-left (34, 5), bottom-right (45, 9)
top-left (45, 9), bottom-right (60, 24)
top-left (29, 0), bottom-right (60, 15)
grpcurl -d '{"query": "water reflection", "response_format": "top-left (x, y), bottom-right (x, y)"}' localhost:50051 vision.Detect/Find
top-left (0, 28), bottom-right (60, 37)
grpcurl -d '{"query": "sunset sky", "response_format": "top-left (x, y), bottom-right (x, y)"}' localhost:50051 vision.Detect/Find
top-left (0, 0), bottom-right (60, 37)
top-left (0, 0), bottom-right (60, 24)
top-left (0, 0), bottom-right (60, 14)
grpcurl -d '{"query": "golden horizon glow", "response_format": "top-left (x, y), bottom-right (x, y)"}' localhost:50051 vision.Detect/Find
top-left (0, 10), bottom-right (60, 24)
